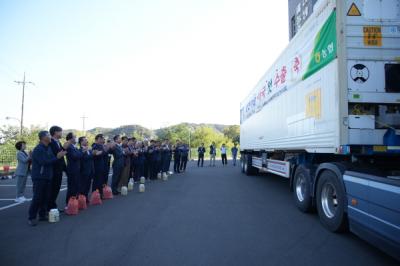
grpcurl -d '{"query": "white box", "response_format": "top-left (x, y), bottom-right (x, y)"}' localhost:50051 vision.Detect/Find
top-left (349, 115), bottom-right (375, 129)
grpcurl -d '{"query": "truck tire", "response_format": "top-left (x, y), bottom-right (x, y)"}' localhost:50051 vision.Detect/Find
top-left (244, 155), bottom-right (257, 176)
top-left (241, 156), bottom-right (245, 173)
top-left (292, 166), bottom-right (313, 212)
top-left (316, 170), bottom-right (347, 232)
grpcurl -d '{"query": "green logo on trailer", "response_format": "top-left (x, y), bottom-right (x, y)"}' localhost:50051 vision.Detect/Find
top-left (303, 10), bottom-right (337, 80)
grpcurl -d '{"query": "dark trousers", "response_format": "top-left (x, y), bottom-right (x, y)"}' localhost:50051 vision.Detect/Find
top-left (66, 172), bottom-right (79, 204)
top-left (149, 160), bottom-right (158, 179)
top-left (156, 160), bottom-right (162, 173)
top-left (180, 156), bottom-right (188, 171)
top-left (221, 154), bottom-right (227, 165)
top-left (48, 168), bottom-right (63, 210)
top-left (80, 174), bottom-right (93, 198)
top-left (143, 160), bottom-right (149, 178)
top-left (111, 165), bottom-right (123, 193)
top-left (173, 157), bottom-right (181, 172)
top-left (130, 160), bottom-right (135, 180)
top-left (134, 163), bottom-right (144, 181)
top-left (29, 179), bottom-right (51, 220)
top-left (93, 170), bottom-right (103, 194)
top-left (163, 156), bottom-right (171, 172)
top-left (197, 154), bottom-right (204, 167)
top-left (104, 162), bottom-right (111, 185)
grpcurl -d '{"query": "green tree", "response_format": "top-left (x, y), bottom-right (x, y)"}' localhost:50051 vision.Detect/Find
top-left (223, 125), bottom-right (240, 144)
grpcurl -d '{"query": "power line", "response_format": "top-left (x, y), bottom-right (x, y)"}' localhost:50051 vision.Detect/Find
top-left (14, 72), bottom-right (34, 136)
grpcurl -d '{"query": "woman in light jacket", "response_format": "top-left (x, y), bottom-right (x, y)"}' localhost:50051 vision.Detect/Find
top-left (15, 141), bottom-right (31, 202)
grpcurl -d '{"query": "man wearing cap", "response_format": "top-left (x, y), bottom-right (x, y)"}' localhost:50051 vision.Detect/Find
top-left (28, 131), bottom-right (66, 226)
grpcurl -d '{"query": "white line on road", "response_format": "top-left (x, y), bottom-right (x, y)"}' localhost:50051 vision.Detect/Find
top-left (0, 198), bottom-right (32, 201)
top-left (0, 185), bottom-right (67, 187)
top-left (0, 187), bottom-right (67, 211)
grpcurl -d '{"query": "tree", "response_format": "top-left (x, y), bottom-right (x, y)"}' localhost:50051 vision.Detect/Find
top-left (223, 125), bottom-right (240, 144)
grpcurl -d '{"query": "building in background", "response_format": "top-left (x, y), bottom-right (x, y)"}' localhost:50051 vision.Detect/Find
top-left (288, 0), bottom-right (317, 39)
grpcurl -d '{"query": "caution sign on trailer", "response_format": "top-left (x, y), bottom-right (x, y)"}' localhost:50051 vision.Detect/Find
top-left (347, 3), bottom-right (361, 16)
top-left (363, 26), bottom-right (382, 47)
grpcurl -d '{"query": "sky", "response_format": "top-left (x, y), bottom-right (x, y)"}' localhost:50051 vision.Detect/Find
top-left (0, 0), bottom-right (289, 131)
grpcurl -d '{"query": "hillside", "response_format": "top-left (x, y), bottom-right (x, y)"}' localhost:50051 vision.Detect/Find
top-left (73, 123), bottom-right (238, 139)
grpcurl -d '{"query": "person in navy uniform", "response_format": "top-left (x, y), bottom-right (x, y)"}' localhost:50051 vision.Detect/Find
top-left (209, 142), bottom-right (216, 167)
top-left (155, 141), bottom-right (162, 177)
top-left (197, 143), bottom-right (206, 167)
top-left (143, 140), bottom-right (150, 179)
top-left (28, 131), bottom-right (66, 226)
top-left (162, 139), bottom-right (172, 174)
top-left (48, 125), bottom-right (69, 212)
top-left (180, 143), bottom-right (189, 172)
top-left (128, 137), bottom-right (136, 181)
top-left (111, 135), bottom-right (124, 195)
top-left (104, 139), bottom-right (112, 185)
top-left (118, 136), bottom-right (132, 189)
top-left (147, 140), bottom-right (158, 180)
top-left (65, 132), bottom-right (83, 206)
top-left (231, 144), bottom-right (238, 166)
top-left (78, 136), bottom-right (98, 199)
top-left (92, 134), bottom-right (108, 193)
top-left (173, 140), bottom-right (182, 173)
top-left (133, 141), bottom-right (145, 182)
top-left (160, 140), bottom-right (167, 175)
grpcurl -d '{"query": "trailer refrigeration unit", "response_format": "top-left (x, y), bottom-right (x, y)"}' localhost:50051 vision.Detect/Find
top-left (240, 0), bottom-right (400, 259)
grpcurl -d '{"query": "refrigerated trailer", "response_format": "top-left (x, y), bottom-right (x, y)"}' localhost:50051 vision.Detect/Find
top-left (240, 0), bottom-right (400, 259)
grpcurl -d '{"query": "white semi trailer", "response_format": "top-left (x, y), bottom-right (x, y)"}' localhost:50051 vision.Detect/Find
top-left (240, 0), bottom-right (400, 259)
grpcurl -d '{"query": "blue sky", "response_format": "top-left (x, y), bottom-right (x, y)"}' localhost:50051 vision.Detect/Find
top-left (0, 0), bottom-right (288, 130)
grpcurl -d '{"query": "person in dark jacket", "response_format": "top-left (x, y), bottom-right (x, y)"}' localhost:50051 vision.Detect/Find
top-left (147, 140), bottom-right (158, 180)
top-left (155, 141), bottom-right (162, 177)
top-left (128, 137), bottom-right (136, 181)
top-left (65, 132), bottom-right (83, 206)
top-left (111, 135), bottom-right (124, 195)
top-left (118, 136), bottom-right (132, 189)
top-left (162, 139), bottom-right (172, 174)
top-left (173, 140), bottom-right (181, 173)
top-left (48, 125), bottom-right (69, 212)
top-left (92, 134), bottom-right (108, 193)
top-left (28, 131), bottom-right (66, 226)
top-left (104, 139), bottom-right (112, 185)
top-left (180, 144), bottom-right (189, 172)
top-left (209, 142), bottom-right (216, 167)
top-left (133, 141), bottom-right (145, 181)
top-left (231, 144), bottom-right (238, 166)
top-left (78, 136), bottom-right (95, 199)
top-left (197, 143), bottom-right (206, 167)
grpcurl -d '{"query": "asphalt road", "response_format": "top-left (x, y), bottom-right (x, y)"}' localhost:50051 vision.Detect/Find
top-left (0, 161), bottom-right (397, 266)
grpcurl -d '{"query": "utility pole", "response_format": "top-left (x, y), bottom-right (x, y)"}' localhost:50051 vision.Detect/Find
top-left (14, 72), bottom-right (34, 136)
top-left (80, 115), bottom-right (88, 135)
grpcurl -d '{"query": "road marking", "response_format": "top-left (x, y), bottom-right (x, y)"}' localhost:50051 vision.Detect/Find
top-left (0, 185), bottom-right (67, 187)
top-left (0, 198), bottom-right (32, 201)
top-left (0, 187), bottom-right (67, 211)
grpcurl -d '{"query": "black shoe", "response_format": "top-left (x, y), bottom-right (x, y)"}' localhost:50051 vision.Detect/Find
top-left (28, 219), bottom-right (38, 226)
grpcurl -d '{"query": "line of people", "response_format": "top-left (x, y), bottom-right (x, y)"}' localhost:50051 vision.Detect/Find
top-left (26, 125), bottom-right (184, 226)
top-left (197, 142), bottom-right (238, 167)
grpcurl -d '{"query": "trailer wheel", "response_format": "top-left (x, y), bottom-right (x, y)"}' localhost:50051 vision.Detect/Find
top-left (292, 166), bottom-right (312, 212)
top-left (316, 170), bottom-right (347, 232)
top-left (244, 155), bottom-right (257, 176)
top-left (241, 156), bottom-right (245, 173)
